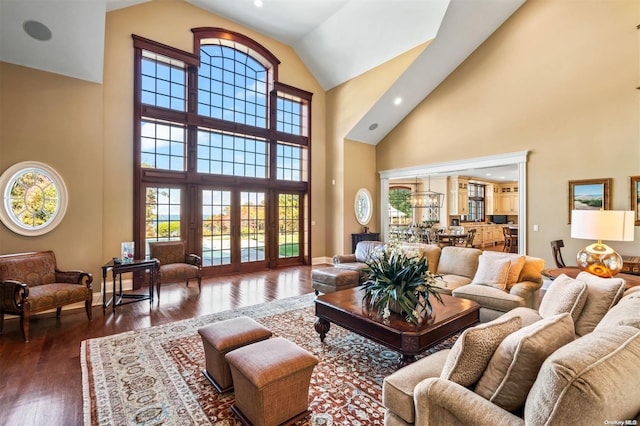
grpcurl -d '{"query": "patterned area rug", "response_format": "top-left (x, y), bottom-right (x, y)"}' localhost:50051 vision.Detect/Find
top-left (81, 293), bottom-right (458, 425)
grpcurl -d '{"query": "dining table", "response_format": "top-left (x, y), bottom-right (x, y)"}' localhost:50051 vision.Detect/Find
top-left (437, 233), bottom-right (468, 246)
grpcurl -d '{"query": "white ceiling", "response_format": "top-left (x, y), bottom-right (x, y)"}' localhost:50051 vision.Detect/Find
top-left (0, 0), bottom-right (525, 147)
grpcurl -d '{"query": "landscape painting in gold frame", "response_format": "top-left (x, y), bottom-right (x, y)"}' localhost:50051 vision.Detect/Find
top-left (631, 176), bottom-right (640, 226)
top-left (568, 178), bottom-right (611, 224)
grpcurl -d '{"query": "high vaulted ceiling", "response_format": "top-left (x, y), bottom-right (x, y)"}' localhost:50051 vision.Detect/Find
top-left (0, 0), bottom-right (525, 146)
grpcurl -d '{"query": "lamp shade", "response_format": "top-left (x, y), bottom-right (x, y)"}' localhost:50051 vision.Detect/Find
top-left (570, 210), bottom-right (634, 242)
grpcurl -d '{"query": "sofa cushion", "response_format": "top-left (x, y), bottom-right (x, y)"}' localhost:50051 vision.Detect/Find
top-left (475, 313), bottom-right (575, 411)
top-left (382, 349), bottom-right (451, 424)
top-left (538, 273), bottom-right (588, 322)
top-left (437, 246), bottom-right (482, 279)
top-left (574, 272), bottom-right (626, 336)
top-left (436, 275), bottom-right (473, 294)
top-left (471, 255), bottom-right (511, 290)
top-left (440, 316), bottom-right (522, 387)
top-left (452, 284), bottom-right (526, 313)
top-left (595, 293), bottom-right (640, 331)
top-left (400, 243), bottom-right (442, 274)
top-left (524, 326), bottom-right (640, 425)
top-left (480, 252), bottom-right (526, 290)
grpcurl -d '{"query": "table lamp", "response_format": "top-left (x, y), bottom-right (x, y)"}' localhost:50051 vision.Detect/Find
top-left (570, 210), bottom-right (634, 278)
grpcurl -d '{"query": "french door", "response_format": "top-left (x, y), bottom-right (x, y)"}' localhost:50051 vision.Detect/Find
top-left (144, 185), bottom-right (304, 276)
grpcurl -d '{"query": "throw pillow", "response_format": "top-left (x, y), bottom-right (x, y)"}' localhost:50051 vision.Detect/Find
top-left (594, 293), bottom-right (640, 331)
top-left (474, 313), bottom-right (575, 411)
top-left (538, 273), bottom-right (588, 322)
top-left (471, 255), bottom-right (511, 290)
top-left (480, 252), bottom-right (526, 290)
top-left (574, 272), bottom-right (626, 336)
top-left (440, 315), bottom-right (522, 387)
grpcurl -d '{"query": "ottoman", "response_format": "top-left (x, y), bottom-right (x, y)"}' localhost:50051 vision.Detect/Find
top-left (226, 337), bottom-right (319, 426)
top-left (311, 266), bottom-right (360, 295)
top-left (198, 316), bottom-right (272, 393)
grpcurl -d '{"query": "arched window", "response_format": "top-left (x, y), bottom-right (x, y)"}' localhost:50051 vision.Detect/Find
top-left (133, 29), bottom-right (312, 275)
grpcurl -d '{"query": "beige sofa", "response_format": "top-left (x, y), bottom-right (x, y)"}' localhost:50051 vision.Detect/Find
top-left (382, 272), bottom-right (640, 425)
top-left (333, 242), bottom-right (544, 322)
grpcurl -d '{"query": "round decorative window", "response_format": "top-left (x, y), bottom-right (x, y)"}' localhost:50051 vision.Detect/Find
top-left (0, 161), bottom-right (68, 236)
top-left (354, 188), bottom-right (373, 226)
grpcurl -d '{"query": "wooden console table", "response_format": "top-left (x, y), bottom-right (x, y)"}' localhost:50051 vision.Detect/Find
top-left (542, 267), bottom-right (640, 289)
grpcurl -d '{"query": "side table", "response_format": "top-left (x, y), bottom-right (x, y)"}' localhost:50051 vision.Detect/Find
top-left (542, 267), bottom-right (640, 289)
top-left (102, 259), bottom-right (158, 313)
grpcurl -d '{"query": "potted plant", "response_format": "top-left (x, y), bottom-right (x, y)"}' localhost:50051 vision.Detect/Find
top-left (361, 244), bottom-right (444, 325)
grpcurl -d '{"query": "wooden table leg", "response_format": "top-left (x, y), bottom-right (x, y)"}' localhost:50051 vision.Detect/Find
top-left (314, 318), bottom-right (330, 342)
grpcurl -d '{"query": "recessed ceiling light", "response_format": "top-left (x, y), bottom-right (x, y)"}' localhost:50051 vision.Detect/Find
top-left (254, 0), bottom-right (263, 7)
top-left (485, 173), bottom-right (492, 176)
top-left (368, 123), bottom-right (378, 131)
top-left (23, 20), bottom-right (52, 41)
top-left (393, 97), bottom-right (402, 105)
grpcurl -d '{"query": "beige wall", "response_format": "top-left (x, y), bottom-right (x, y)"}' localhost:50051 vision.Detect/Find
top-left (326, 43), bottom-right (427, 255)
top-left (376, 0), bottom-right (640, 264)
top-left (0, 0), bottom-right (326, 283)
top-left (0, 63), bottom-right (105, 277)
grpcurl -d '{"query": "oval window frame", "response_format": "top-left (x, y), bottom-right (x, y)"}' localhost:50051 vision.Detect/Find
top-left (354, 188), bottom-right (373, 226)
top-left (0, 161), bottom-right (69, 236)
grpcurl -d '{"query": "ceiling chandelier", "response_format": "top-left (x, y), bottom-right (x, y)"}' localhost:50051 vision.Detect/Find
top-left (410, 175), bottom-right (444, 209)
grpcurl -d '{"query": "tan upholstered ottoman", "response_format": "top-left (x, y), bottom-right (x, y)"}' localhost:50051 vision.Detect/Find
top-left (226, 337), bottom-right (319, 426)
top-left (198, 316), bottom-right (272, 393)
top-left (311, 266), bottom-right (360, 294)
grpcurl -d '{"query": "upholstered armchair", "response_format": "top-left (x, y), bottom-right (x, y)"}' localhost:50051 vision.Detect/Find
top-left (148, 240), bottom-right (202, 297)
top-left (0, 251), bottom-right (93, 342)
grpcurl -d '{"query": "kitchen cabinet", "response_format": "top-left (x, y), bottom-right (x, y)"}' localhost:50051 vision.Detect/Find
top-left (467, 224), bottom-right (506, 247)
top-left (448, 177), bottom-right (469, 215)
top-left (485, 184), bottom-right (498, 215)
top-left (497, 184), bottom-right (518, 214)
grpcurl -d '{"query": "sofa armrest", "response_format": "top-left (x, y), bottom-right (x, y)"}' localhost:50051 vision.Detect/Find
top-left (55, 269), bottom-right (93, 288)
top-left (0, 280), bottom-right (29, 313)
top-left (510, 280), bottom-right (541, 298)
top-left (414, 378), bottom-right (524, 426)
top-left (333, 254), bottom-right (357, 264)
top-left (185, 253), bottom-right (202, 267)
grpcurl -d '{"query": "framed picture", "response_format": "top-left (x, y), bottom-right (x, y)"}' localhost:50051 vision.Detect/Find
top-left (631, 176), bottom-right (640, 226)
top-left (568, 178), bottom-right (611, 223)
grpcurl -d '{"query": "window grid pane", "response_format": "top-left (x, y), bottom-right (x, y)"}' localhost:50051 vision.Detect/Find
top-left (276, 96), bottom-right (303, 135)
top-left (276, 142), bottom-right (303, 182)
top-left (240, 192), bottom-right (265, 262)
top-left (141, 120), bottom-right (186, 171)
top-left (202, 190), bottom-right (232, 266)
top-left (141, 56), bottom-right (186, 111)
top-left (278, 194), bottom-right (299, 258)
top-left (197, 130), bottom-right (267, 178)
top-left (198, 45), bottom-right (267, 127)
top-left (145, 187), bottom-right (181, 256)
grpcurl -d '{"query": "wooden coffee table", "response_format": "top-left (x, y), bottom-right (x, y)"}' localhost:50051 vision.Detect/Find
top-left (314, 287), bottom-right (479, 365)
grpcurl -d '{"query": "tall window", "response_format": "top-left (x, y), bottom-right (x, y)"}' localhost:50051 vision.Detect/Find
top-left (467, 183), bottom-right (485, 222)
top-left (133, 29), bottom-right (312, 274)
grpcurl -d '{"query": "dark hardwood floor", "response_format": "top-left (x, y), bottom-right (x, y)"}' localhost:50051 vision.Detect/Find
top-left (0, 265), bottom-right (317, 426)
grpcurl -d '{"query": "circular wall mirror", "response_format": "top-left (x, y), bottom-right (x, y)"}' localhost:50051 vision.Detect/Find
top-left (354, 188), bottom-right (373, 225)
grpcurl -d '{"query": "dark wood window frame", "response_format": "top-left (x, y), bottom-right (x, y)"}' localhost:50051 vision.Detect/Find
top-left (132, 28), bottom-right (313, 274)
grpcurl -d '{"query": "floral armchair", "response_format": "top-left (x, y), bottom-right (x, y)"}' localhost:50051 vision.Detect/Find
top-left (0, 251), bottom-right (93, 342)
top-left (148, 240), bottom-right (202, 297)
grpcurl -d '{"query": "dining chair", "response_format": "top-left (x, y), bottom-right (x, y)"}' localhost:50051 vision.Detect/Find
top-left (502, 227), bottom-right (518, 253)
top-left (550, 240), bottom-right (567, 268)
